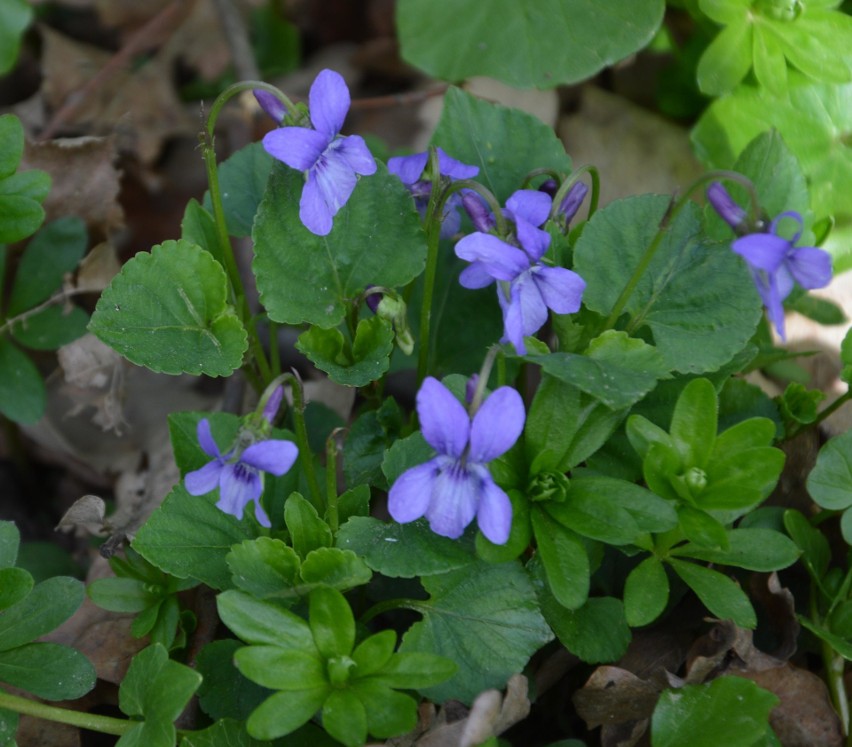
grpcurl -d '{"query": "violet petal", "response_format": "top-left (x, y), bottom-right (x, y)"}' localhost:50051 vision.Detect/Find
top-left (196, 418), bottom-right (221, 458)
top-left (334, 134), bottom-right (377, 176)
top-left (416, 377), bottom-right (470, 458)
top-left (218, 462), bottom-right (262, 520)
top-left (455, 233), bottom-right (530, 281)
top-left (533, 265), bottom-right (586, 315)
top-left (262, 127), bottom-right (329, 171)
top-left (300, 170), bottom-right (334, 236)
top-left (241, 440), bottom-right (299, 476)
top-left (425, 461), bottom-right (478, 539)
top-left (786, 246), bottom-right (832, 290)
top-left (388, 460), bottom-right (438, 523)
top-left (506, 190), bottom-right (551, 227)
top-left (469, 386), bottom-right (525, 463)
top-left (459, 261), bottom-right (496, 290)
top-left (474, 468), bottom-right (513, 545)
top-left (387, 152), bottom-right (429, 185)
top-left (184, 460), bottom-right (223, 496)
top-left (732, 232), bottom-right (789, 273)
top-left (309, 69), bottom-right (349, 139)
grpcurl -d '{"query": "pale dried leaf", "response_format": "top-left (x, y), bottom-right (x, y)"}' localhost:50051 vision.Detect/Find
top-left (75, 241), bottom-right (121, 292)
top-left (21, 136), bottom-right (124, 234)
top-left (55, 494), bottom-right (107, 535)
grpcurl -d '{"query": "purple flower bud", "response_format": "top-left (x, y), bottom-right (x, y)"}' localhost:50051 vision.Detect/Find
top-left (364, 285), bottom-right (382, 314)
top-left (465, 374), bottom-right (479, 405)
top-left (262, 386), bottom-right (284, 424)
top-left (254, 90), bottom-right (287, 124)
top-left (538, 179), bottom-right (558, 198)
top-left (707, 182), bottom-right (747, 231)
top-left (557, 182), bottom-right (588, 224)
top-left (462, 191), bottom-right (495, 233)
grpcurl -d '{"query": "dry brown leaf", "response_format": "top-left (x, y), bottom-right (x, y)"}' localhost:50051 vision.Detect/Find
top-left (43, 555), bottom-right (145, 684)
top-left (75, 241), bottom-right (122, 292)
top-left (573, 666), bottom-right (661, 731)
top-left (737, 666), bottom-right (844, 747)
top-left (161, 0), bottom-right (233, 81)
top-left (21, 136), bottom-right (124, 235)
top-left (38, 25), bottom-right (193, 163)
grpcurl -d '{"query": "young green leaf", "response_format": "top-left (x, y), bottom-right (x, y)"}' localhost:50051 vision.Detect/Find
top-left (652, 676), bottom-right (778, 747)
top-left (668, 558), bottom-right (757, 628)
top-left (531, 507), bottom-right (590, 610)
top-left (624, 556), bottom-right (670, 627)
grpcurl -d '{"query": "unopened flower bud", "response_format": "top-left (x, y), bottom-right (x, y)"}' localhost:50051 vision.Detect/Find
top-left (376, 294), bottom-right (415, 356)
top-left (462, 191), bottom-right (495, 233)
top-left (557, 182), bottom-right (589, 224)
top-left (538, 179), bottom-right (558, 198)
top-left (262, 386), bottom-right (284, 424)
top-left (707, 182), bottom-right (747, 232)
top-left (253, 90), bottom-right (287, 124)
top-left (684, 466), bottom-right (708, 494)
top-left (364, 285), bottom-right (382, 314)
top-left (465, 374), bottom-right (480, 405)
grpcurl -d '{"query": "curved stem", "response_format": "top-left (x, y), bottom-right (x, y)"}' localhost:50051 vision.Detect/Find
top-left (360, 597), bottom-right (421, 625)
top-left (601, 170), bottom-right (758, 332)
top-left (0, 690), bottom-right (132, 737)
top-left (205, 81), bottom-right (295, 138)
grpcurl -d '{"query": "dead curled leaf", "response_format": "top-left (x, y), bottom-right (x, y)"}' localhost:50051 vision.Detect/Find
top-left (575, 574), bottom-right (842, 746)
top-left (385, 674), bottom-right (531, 747)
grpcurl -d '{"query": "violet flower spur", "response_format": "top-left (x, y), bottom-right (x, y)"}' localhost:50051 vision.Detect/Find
top-left (262, 69), bottom-right (377, 236)
top-left (454, 190), bottom-right (586, 355)
top-left (387, 147), bottom-right (479, 238)
top-left (388, 377), bottom-right (525, 544)
top-left (184, 418), bottom-right (298, 528)
top-left (731, 210), bottom-right (832, 340)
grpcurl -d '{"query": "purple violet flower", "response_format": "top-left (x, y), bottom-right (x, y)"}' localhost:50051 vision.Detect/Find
top-left (388, 377), bottom-right (525, 544)
top-left (732, 210), bottom-right (832, 340)
top-left (262, 69), bottom-right (377, 236)
top-left (388, 147), bottom-right (479, 238)
top-left (455, 189), bottom-right (586, 355)
top-left (184, 419), bottom-right (298, 528)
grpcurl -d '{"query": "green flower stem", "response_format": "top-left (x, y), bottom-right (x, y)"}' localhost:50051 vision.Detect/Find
top-left (203, 83), bottom-right (292, 387)
top-left (521, 167), bottom-right (563, 188)
top-left (0, 690), bottom-right (132, 737)
top-left (602, 169), bottom-right (759, 332)
top-left (325, 429), bottom-right (344, 533)
top-left (811, 586), bottom-right (851, 736)
top-left (289, 375), bottom-right (324, 513)
top-left (416, 216), bottom-right (441, 384)
top-left (416, 147), bottom-right (446, 384)
top-left (469, 345), bottom-right (502, 416)
top-left (415, 171), bottom-right (505, 384)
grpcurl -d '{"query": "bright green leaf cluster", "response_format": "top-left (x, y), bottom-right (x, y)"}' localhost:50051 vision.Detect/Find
top-left (0, 521), bottom-right (95, 702)
top-left (87, 547), bottom-right (197, 650)
top-left (220, 587), bottom-right (456, 745)
top-left (117, 644), bottom-right (202, 747)
top-left (697, 0), bottom-right (852, 96)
